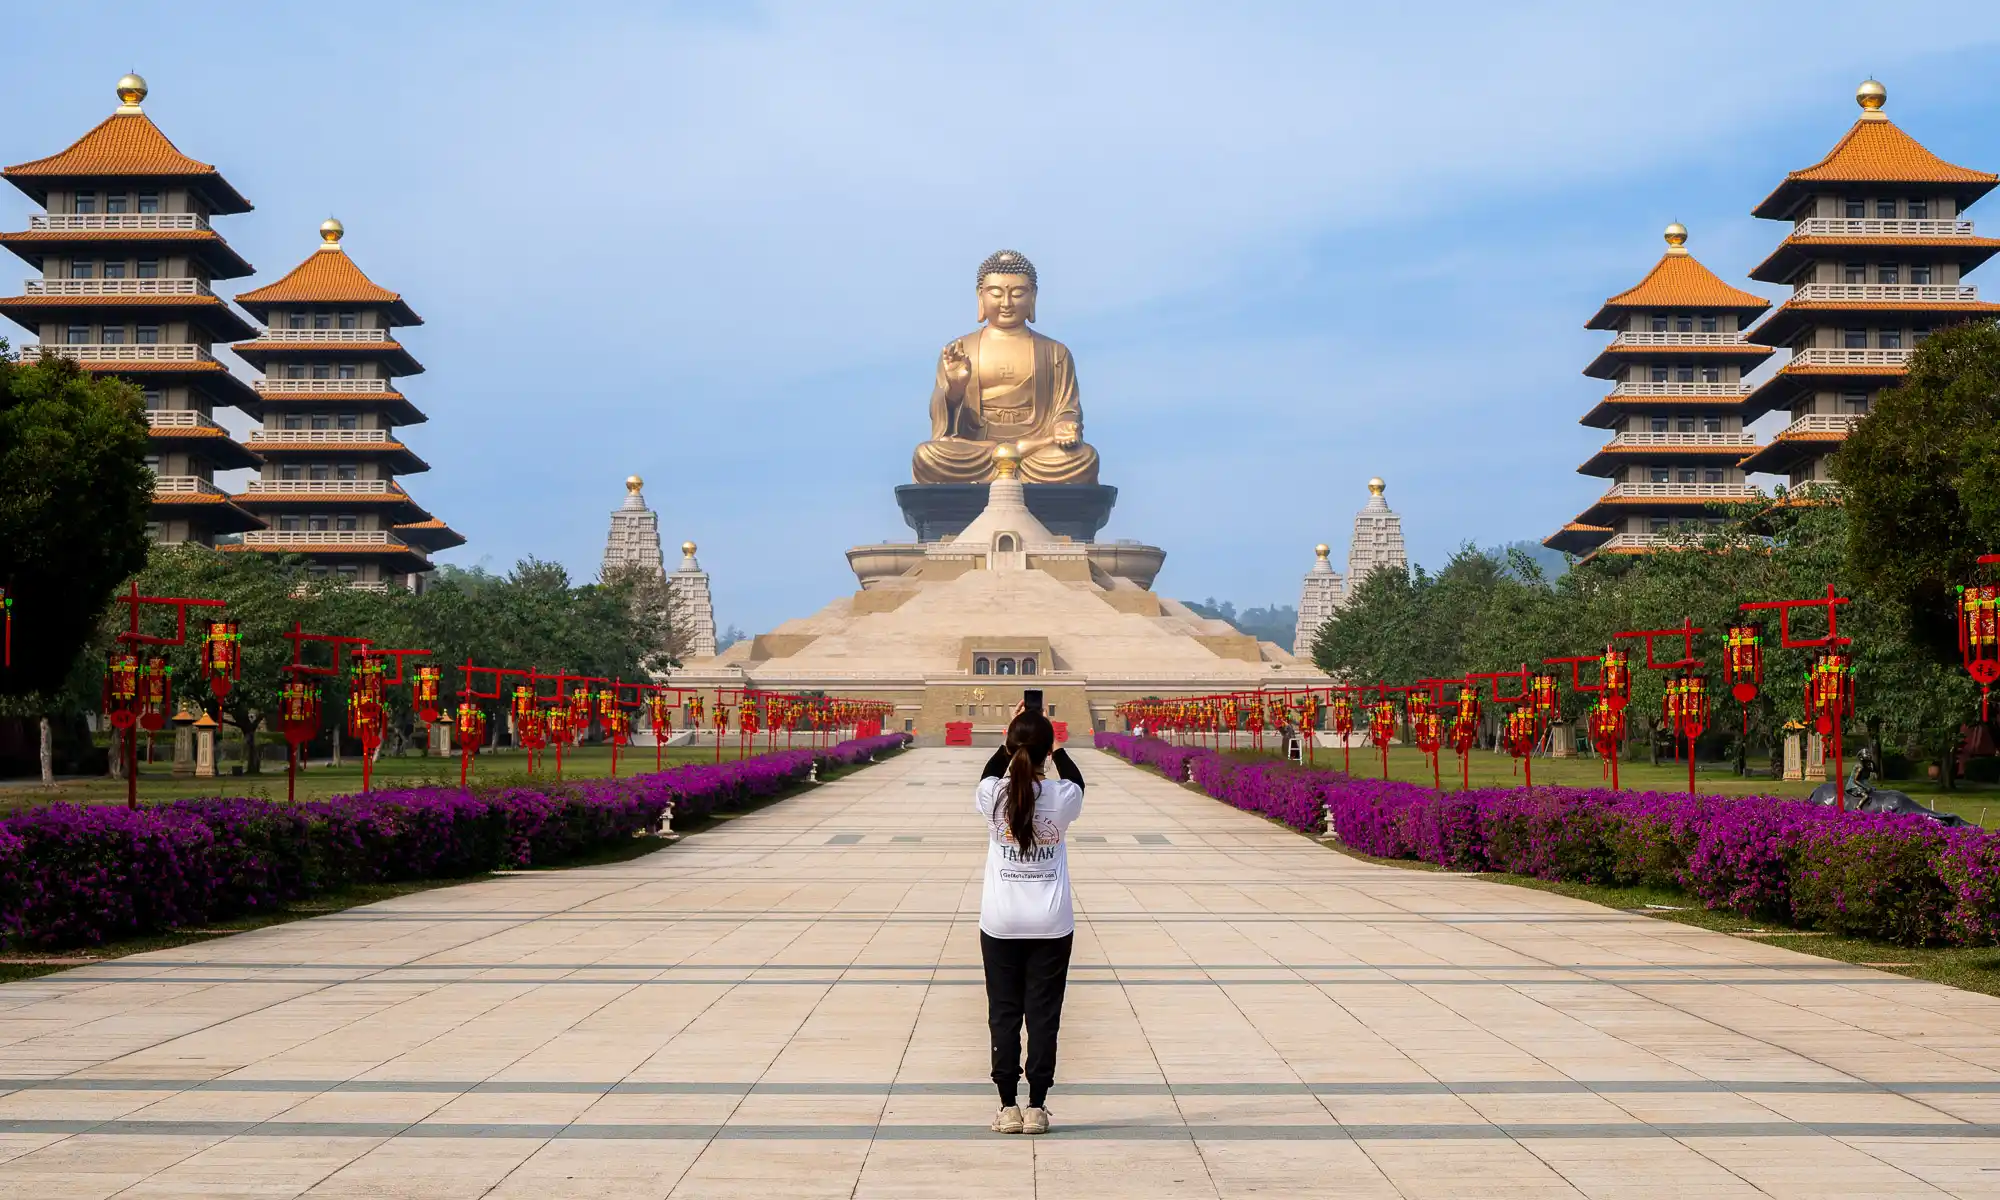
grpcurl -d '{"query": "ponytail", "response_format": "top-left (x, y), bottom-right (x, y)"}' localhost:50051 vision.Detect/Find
top-left (1001, 710), bottom-right (1056, 854)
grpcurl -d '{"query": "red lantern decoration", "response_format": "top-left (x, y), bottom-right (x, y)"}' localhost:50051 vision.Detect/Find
top-left (1662, 671), bottom-right (1710, 795)
top-left (1601, 649), bottom-right (1630, 712)
top-left (1529, 672), bottom-right (1561, 722)
top-left (1958, 580), bottom-right (2000, 720)
top-left (103, 651), bottom-right (141, 730)
top-left (1502, 706), bottom-right (1538, 777)
top-left (138, 656), bottom-right (172, 733)
top-left (1807, 652), bottom-right (1855, 737)
top-left (1724, 623), bottom-right (1764, 734)
top-left (201, 620), bottom-right (240, 701)
top-left (413, 665), bottom-right (442, 724)
top-left (347, 658), bottom-right (388, 793)
top-left (453, 702), bottom-right (488, 788)
top-left (1586, 699), bottom-right (1625, 787)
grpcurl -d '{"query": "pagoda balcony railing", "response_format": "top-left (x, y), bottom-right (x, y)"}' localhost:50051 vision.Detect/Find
top-left (1608, 381), bottom-right (1753, 397)
top-left (1610, 331), bottom-right (1749, 347)
top-left (1786, 347), bottom-right (1914, 368)
top-left (252, 329), bottom-right (390, 343)
top-left (152, 475), bottom-right (229, 497)
top-left (1599, 532), bottom-right (1690, 550)
top-left (253, 379), bottom-right (390, 394)
top-left (242, 530), bottom-right (408, 547)
top-left (26, 342), bottom-right (215, 364)
top-left (339, 581), bottom-right (394, 593)
top-left (1792, 217), bottom-right (1976, 238)
top-left (248, 429), bottom-right (392, 445)
top-left (243, 479), bottom-right (398, 495)
top-left (1775, 413), bottom-right (1864, 438)
top-left (145, 409), bottom-right (223, 429)
top-left (1792, 282), bottom-right (1978, 303)
top-left (1608, 431), bottom-right (1759, 448)
top-left (29, 213), bottom-right (210, 232)
top-left (24, 277), bottom-right (211, 296)
top-left (1604, 482), bottom-right (1759, 500)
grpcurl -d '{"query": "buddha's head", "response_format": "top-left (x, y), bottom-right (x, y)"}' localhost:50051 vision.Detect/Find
top-left (976, 249), bottom-right (1037, 328)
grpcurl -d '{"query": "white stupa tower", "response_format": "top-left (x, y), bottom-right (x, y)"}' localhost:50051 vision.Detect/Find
top-left (1342, 477), bottom-right (1407, 603)
top-left (670, 540), bottom-right (719, 659)
top-left (1292, 543), bottom-right (1345, 657)
top-left (602, 475), bottom-right (665, 576)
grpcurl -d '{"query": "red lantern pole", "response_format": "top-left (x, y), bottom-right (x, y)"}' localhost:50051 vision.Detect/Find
top-left (1612, 620), bottom-right (1706, 796)
top-left (1741, 586), bottom-right (1853, 810)
top-left (109, 583), bottom-right (226, 809)
top-left (1956, 555), bottom-right (2000, 720)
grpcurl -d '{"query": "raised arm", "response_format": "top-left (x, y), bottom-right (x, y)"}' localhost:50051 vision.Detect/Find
top-left (980, 747), bottom-right (1011, 779)
top-left (1050, 747), bottom-right (1084, 790)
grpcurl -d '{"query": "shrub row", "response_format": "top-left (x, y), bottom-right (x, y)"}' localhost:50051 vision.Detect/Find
top-left (1094, 732), bottom-right (2000, 948)
top-left (0, 733), bottom-right (910, 951)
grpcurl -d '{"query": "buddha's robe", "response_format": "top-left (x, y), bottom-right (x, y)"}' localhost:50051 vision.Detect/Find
top-left (911, 328), bottom-right (1100, 485)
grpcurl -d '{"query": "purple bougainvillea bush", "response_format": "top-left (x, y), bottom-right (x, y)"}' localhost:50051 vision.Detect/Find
top-left (0, 732), bottom-right (911, 951)
top-left (1095, 731), bottom-right (2000, 948)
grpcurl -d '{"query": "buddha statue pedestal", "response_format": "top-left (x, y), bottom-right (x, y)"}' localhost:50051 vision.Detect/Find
top-left (895, 482), bottom-right (1118, 543)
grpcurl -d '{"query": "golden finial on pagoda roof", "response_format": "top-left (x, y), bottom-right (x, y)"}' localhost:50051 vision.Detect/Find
top-left (1368, 477), bottom-right (1385, 496)
top-left (682, 541), bottom-right (697, 557)
top-left (626, 474), bottom-right (643, 493)
top-left (318, 217), bottom-right (345, 252)
top-left (115, 73), bottom-right (148, 113)
top-left (1664, 222), bottom-right (1689, 254)
top-left (1315, 543), bottom-right (1330, 559)
top-left (993, 443), bottom-right (1022, 479)
top-left (1857, 78), bottom-right (1887, 119)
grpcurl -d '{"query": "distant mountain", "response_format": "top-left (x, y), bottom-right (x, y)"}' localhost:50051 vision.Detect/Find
top-left (1182, 598), bottom-right (1299, 647)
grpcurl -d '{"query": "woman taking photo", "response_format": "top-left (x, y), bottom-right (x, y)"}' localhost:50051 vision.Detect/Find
top-left (976, 703), bottom-right (1084, 1136)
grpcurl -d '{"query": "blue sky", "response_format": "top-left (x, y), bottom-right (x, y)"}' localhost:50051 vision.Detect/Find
top-left (6, 3), bottom-right (2000, 635)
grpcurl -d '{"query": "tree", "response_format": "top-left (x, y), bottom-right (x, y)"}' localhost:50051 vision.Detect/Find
top-left (1838, 318), bottom-right (2000, 662)
top-left (0, 347), bottom-right (153, 783)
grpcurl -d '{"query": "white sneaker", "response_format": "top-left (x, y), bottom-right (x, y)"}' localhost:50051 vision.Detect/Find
top-left (991, 1105), bottom-right (1024, 1134)
top-left (1022, 1105), bottom-right (1051, 1135)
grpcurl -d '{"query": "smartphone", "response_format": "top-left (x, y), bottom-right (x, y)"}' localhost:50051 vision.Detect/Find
top-left (1023, 689), bottom-right (1044, 713)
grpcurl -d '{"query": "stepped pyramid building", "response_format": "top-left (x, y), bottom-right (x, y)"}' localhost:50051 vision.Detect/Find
top-left (225, 220), bottom-right (460, 589)
top-left (669, 541), bottom-right (719, 660)
top-left (603, 475), bottom-right (665, 575)
top-left (1345, 478), bottom-right (1407, 590)
top-left (0, 74), bottom-right (263, 545)
top-left (1739, 80), bottom-right (2000, 488)
top-left (1547, 225), bottom-right (1770, 556)
top-left (1292, 543), bottom-right (1344, 658)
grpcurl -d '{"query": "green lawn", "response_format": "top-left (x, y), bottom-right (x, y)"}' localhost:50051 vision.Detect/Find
top-left (0, 739), bottom-right (824, 812)
top-left (1207, 741), bottom-right (2000, 829)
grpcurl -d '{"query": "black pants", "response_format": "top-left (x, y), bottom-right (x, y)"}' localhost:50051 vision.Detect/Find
top-left (981, 931), bottom-right (1074, 1104)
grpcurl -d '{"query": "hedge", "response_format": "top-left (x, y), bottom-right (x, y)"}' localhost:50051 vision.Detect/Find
top-left (0, 733), bottom-right (910, 951)
top-left (1095, 732), bottom-right (2000, 948)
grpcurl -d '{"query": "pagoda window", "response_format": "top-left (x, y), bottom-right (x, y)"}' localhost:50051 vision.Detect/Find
top-left (279, 516), bottom-right (302, 531)
top-left (1879, 329), bottom-right (1902, 350)
top-left (1908, 198), bottom-right (1929, 219)
top-left (336, 464), bottom-right (358, 481)
top-left (1021, 657), bottom-right (1038, 676)
top-left (308, 464), bottom-right (332, 481)
top-left (1649, 468), bottom-right (1671, 483)
top-left (1913, 325), bottom-right (1933, 344)
top-left (1649, 366), bottom-right (1669, 383)
top-left (1702, 417), bottom-right (1722, 434)
top-left (1877, 264), bottom-right (1900, 285)
top-left (1704, 469), bottom-right (1725, 484)
top-left (307, 516), bottom-right (330, 533)
top-left (1650, 518), bottom-right (1672, 535)
top-left (288, 314), bottom-right (308, 330)
top-left (1649, 315), bottom-right (1668, 333)
top-left (338, 364), bottom-right (357, 380)
top-left (282, 415), bottom-right (305, 430)
top-left (136, 258), bottom-right (158, 278)
top-left (996, 659), bottom-right (1017, 676)
top-left (1674, 365), bottom-right (1694, 383)
top-left (1843, 262), bottom-right (1866, 284)
top-left (311, 365), bottom-right (332, 380)
top-left (1911, 264), bottom-right (1932, 285)
top-left (101, 261), bottom-right (127, 280)
top-left (1844, 197), bottom-right (1865, 219)
top-left (1841, 391), bottom-right (1870, 415)
top-left (1677, 468), bottom-right (1698, 484)
top-left (141, 388), bottom-right (163, 411)
top-left (135, 325), bottom-right (158, 344)
top-left (286, 364), bottom-right (307, 379)
top-left (73, 192), bottom-right (96, 215)
top-left (974, 657), bottom-right (991, 675)
top-left (101, 327), bottom-right (126, 345)
top-left (310, 414), bottom-right (333, 430)
top-left (1675, 315), bottom-right (1693, 333)
top-left (69, 260), bottom-right (93, 279)
top-left (1701, 366), bottom-right (1720, 383)
top-left (336, 516), bottom-right (358, 532)
top-left (1676, 417), bottom-right (1695, 433)
top-left (1877, 199), bottom-right (1898, 220)
top-left (337, 413), bottom-right (358, 430)
top-left (105, 194), bottom-right (128, 215)
top-left (280, 464), bottom-right (303, 480)
top-left (137, 191), bottom-right (159, 214)
top-left (339, 313), bottom-right (358, 330)
top-left (1700, 315), bottom-right (1718, 333)
top-left (1650, 417), bottom-right (1669, 433)
top-left (313, 313), bottom-right (332, 330)
top-left (1843, 328), bottom-right (1868, 349)
top-left (65, 325), bottom-right (90, 344)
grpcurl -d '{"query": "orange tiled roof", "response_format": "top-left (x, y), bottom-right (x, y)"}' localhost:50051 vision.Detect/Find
top-left (3, 113), bottom-right (250, 212)
top-left (0, 229), bottom-right (224, 243)
top-left (1754, 119), bottom-right (1998, 218)
top-left (236, 249), bottom-right (421, 324)
top-left (1588, 254), bottom-right (1770, 327)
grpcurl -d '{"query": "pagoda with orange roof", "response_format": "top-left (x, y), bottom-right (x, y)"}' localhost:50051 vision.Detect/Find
top-left (1546, 224), bottom-right (1770, 556)
top-left (0, 74), bottom-right (262, 545)
top-left (1740, 79), bottom-right (2000, 488)
top-left (226, 219), bottom-right (461, 590)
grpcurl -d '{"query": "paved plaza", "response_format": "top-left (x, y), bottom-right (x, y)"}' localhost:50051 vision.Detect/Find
top-left (0, 748), bottom-right (1997, 1197)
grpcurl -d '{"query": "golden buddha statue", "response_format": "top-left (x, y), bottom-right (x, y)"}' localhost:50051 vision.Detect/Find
top-left (911, 250), bottom-right (1100, 486)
